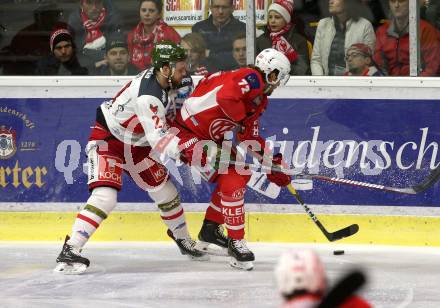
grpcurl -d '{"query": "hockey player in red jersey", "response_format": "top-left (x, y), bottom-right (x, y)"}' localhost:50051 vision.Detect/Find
top-left (174, 48), bottom-right (292, 270)
top-left (275, 249), bottom-right (372, 308)
top-left (54, 41), bottom-right (207, 274)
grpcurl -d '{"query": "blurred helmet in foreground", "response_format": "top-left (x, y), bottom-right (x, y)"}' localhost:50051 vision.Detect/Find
top-left (275, 249), bottom-right (327, 296)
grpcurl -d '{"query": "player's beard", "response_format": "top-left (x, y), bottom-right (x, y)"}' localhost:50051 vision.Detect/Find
top-left (170, 75), bottom-right (181, 89)
top-left (263, 84), bottom-right (274, 96)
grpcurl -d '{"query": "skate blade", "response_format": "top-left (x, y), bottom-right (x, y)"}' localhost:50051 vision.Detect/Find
top-left (54, 262), bottom-right (88, 275)
top-left (186, 254), bottom-right (210, 261)
top-left (229, 258), bottom-right (254, 271)
top-left (195, 241), bottom-right (229, 256)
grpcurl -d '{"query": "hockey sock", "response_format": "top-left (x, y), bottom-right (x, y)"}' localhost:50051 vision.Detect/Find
top-left (150, 180), bottom-right (190, 239)
top-left (217, 170), bottom-right (248, 239)
top-left (158, 195), bottom-right (190, 239)
top-left (221, 195), bottom-right (245, 239)
top-left (204, 187), bottom-right (225, 224)
top-left (68, 187), bottom-right (117, 249)
top-left (68, 205), bottom-right (107, 248)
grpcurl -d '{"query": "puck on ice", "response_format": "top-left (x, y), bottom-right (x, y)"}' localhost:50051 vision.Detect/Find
top-left (333, 250), bottom-right (345, 255)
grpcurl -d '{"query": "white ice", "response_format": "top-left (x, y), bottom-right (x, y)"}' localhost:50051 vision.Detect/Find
top-left (1, 242), bottom-right (439, 308)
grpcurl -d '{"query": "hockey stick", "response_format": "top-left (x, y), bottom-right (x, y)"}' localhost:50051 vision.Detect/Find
top-left (287, 183), bottom-right (359, 242)
top-left (316, 269), bottom-right (367, 308)
top-left (240, 150), bottom-right (359, 242)
top-left (223, 156), bottom-right (440, 195)
top-left (294, 166), bottom-right (440, 195)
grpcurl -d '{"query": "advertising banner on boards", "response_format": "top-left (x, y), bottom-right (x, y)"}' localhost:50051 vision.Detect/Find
top-left (0, 98), bottom-right (439, 206)
top-left (163, 0), bottom-right (269, 26)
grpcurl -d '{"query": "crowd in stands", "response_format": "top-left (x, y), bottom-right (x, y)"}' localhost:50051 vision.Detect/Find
top-left (1, 0), bottom-right (439, 77)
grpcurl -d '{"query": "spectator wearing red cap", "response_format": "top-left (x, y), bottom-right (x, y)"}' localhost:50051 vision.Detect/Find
top-left (311, 0), bottom-right (375, 76)
top-left (374, 0), bottom-right (440, 76)
top-left (344, 43), bottom-right (383, 76)
top-left (256, 0), bottom-right (310, 75)
top-left (36, 28), bottom-right (88, 75)
top-left (127, 0), bottom-right (181, 71)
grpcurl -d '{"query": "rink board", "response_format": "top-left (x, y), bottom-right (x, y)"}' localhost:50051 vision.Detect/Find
top-left (1, 211), bottom-right (440, 246)
top-left (0, 77), bottom-right (439, 245)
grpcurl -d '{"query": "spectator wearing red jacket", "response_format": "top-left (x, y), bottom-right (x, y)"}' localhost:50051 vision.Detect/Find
top-left (374, 0), bottom-right (440, 76)
top-left (127, 0), bottom-right (181, 71)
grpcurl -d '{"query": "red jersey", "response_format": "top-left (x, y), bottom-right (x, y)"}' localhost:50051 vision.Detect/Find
top-left (176, 68), bottom-right (268, 147)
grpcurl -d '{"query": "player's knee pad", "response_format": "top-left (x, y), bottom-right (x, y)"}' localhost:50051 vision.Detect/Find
top-left (85, 186), bottom-right (118, 218)
top-left (148, 180), bottom-right (179, 210)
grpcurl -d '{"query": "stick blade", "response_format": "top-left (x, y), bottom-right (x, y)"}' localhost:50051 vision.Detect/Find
top-left (327, 224), bottom-right (359, 242)
top-left (412, 166), bottom-right (440, 194)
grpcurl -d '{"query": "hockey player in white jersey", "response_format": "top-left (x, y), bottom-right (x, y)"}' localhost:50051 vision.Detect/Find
top-left (55, 41), bottom-right (207, 274)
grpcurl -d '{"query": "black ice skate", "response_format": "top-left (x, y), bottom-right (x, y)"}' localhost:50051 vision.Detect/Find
top-left (167, 229), bottom-right (209, 261)
top-left (54, 235), bottom-right (90, 275)
top-left (195, 219), bottom-right (229, 256)
top-left (228, 238), bottom-right (255, 271)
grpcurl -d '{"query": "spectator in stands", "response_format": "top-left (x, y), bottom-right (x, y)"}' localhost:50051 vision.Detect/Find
top-left (274, 249), bottom-right (372, 308)
top-left (2, 2), bottom-right (66, 75)
top-left (256, 0), bottom-right (310, 75)
top-left (68, 0), bottom-right (122, 69)
top-left (127, 0), bottom-right (181, 71)
top-left (35, 28), bottom-right (88, 75)
top-left (232, 33), bottom-right (247, 68)
top-left (192, 0), bottom-right (246, 71)
top-left (292, 0), bottom-right (324, 43)
top-left (421, 0), bottom-right (440, 30)
top-left (360, 0), bottom-right (387, 29)
top-left (180, 33), bottom-right (212, 75)
top-left (344, 43), bottom-right (384, 75)
top-left (93, 35), bottom-right (139, 75)
top-left (375, 0), bottom-right (440, 76)
top-left (311, 0), bottom-right (376, 76)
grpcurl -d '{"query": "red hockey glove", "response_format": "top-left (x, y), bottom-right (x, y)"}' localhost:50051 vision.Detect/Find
top-left (178, 135), bottom-right (207, 166)
top-left (237, 117), bottom-right (266, 153)
top-left (266, 153), bottom-right (291, 187)
top-left (178, 136), bottom-right (223, 167)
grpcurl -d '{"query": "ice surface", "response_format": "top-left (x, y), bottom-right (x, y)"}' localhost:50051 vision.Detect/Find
top-left (1, 242), bottom-right (439, 308)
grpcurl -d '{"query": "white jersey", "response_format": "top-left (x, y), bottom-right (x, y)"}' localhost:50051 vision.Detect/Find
top-left (99, 68), bottom-right (193, 160)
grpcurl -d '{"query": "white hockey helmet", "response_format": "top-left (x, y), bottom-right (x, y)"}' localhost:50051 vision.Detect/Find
top-left (274, 249), bottom-right (327, 296)
top-left (255, 48), bottom-right (291, 86)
